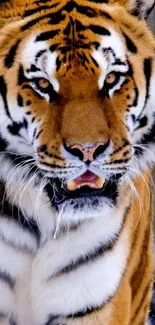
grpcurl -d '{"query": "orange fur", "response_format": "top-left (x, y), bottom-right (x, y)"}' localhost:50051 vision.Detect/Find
top-left (0, 1), bottom-right (154, 324)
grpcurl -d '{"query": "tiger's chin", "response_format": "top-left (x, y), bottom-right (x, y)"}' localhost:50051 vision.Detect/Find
top-left (51, 195), bottom-right (117, 231)
top-left (45, 172), bottom-right (124, 228)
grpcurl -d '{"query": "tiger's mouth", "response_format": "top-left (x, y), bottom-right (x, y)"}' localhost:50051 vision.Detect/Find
top-left (66, 171), bottom-right (105, 191)
top-left (45, 171), bottom-right (122, 208)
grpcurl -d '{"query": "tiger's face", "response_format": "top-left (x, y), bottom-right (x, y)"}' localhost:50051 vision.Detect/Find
top-left (0, 0), bottom-right (155, 222)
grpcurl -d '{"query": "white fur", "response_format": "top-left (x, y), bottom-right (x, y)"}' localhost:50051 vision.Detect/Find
top-left (0, 7), bottom-right (154, 325)
top-left (31, 227), bottom-right (130, 325)
top-left (0, 219), bottom-right (37, 254)
top-left (21, 34), bottom-right (48, 71)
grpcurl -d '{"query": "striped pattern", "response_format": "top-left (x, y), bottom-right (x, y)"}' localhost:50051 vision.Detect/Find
top-left (0, 1), bottom-right (154, 325)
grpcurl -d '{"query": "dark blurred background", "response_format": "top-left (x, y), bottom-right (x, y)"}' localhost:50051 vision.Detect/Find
top-left (148, 8), bottom-right (155, 31)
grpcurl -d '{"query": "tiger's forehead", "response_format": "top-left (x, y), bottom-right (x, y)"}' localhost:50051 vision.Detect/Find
top-left (21, 24), bottom-right (127, 90)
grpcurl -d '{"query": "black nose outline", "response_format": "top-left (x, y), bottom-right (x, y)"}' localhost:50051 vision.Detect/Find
top-left (63, 140), bottom-right (110, 162)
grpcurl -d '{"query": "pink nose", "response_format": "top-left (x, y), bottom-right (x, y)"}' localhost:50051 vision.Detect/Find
top-left (70, 141), bottom-right (110, 162)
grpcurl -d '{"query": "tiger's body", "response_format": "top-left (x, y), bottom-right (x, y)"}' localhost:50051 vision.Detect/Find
top-left (0, 0), bottom-right (154, 324)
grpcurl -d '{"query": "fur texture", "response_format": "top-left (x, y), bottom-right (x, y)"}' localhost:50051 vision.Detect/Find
top-left (0, 1), bottom-right (154, 325)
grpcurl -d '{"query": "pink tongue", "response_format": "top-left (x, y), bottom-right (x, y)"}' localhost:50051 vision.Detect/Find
top-left (67, 171), bottom-right (105, 191)
top-left (75, 171), bottom-right (97, 185)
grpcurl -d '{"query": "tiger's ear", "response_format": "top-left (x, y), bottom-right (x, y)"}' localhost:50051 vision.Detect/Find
top-left (126, 0), bottom-right (155, 19)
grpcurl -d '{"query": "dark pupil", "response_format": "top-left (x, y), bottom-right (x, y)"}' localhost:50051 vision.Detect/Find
top-left (37, 80), bottom-right (50, 93)
top-left (106, 74), bottom-right (119, 87)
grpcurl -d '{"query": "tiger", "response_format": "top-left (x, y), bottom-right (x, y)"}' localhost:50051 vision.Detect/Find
top-left (0, 0), bottom-right (155, 324)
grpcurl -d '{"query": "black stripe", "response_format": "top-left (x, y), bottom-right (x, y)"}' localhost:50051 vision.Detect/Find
top-left (49, 12), bottom-right (66, 25)
top-left (100, 11), bottom-right (112, 20)
top-left (76, 5), bottom-right (97, 17)
top-left (21, 15), bottom-right (47, 31)
top-left (103, 48), bottom-right (124, 66)
top-left (139, 117), bottom-right (155, 145)
top-left (23, 118), bottom-right (28, 130)
top-left (35, 129), bottom-right (43, 139)
top-left (37, 144), bottom-right (47, 152)
top-left (35, 29), bottom-right (59, 42)
top-left (18, 65), bottom-right (27, 85)
top-left (0, 134), bottom-right (8, 151)
top-left (0, 270), bottom-right (15, 290)
top-left (35, 50), bottom-right (47, 63)
top-left (108, 158), bottom-right (130, 164)
top-left (112, 139), bottom-right (130, 155)
top-left (22, 85), bottom-right (33, 91)
top-left (0, 0), bottom-right (11, 6)
top-left (0, 174), bottom-right (41, 239)
top-left (8, 122), bottom-right (21, 136)
top-left (132, 86), bottom-right (139, 107)
top-left (67, 2), bottom-right (98, 18)
top-left (143, 58), bottom-right (152, 108)
top-left (33, 127), bottom-right (37, 140)
top-left (7, 119), bottom-right (28, 135)
top-left (49, 44), bottom-right (59, 52)
top-left (123, 33), bottom-right (137, 54)
top-left (24, 3), bottom-right (58, 17)
top-left (17, 93), bottom-right (23, 107)
top-left (45, 205), bottom-right (130, 321)
top-left (44, 152), bottom-right (64, 161)
top-left (56, 56), bottom-right (61, 71)
top-left (56, 242), bottom-right (115, 275)
top-left (0, 76), bottom-right (11, 119)
top-left (135, 116), bottom-right (148, 131)
top-left (1, 196), bottom-right (41, 241)
top-left (74, 19), bottom-right (86, 32)
top-left (37, 146), bottom-right (64, 161)
top-left (130, 226), bottom-right (151, 300)
top-left (26, 64), bottom-right (40, 73)
top-left (4, 40), bottom-right (20, 68)
top-left (44, 315), bottom-right (60, 325)
top-left (112, 59), bottom-right (126, 66)
top-left (134, 145), bottom-right (143, 157)
top-left (68, 305), bottom-right (102, 317)
top-left (39, 161), bottom-right (66, 169)
top-left (131, 280), bottom-right (152, 323)
top-left (47, 284), bottom-right (121, 321)
top-left (22, 1), bottom-right (111, 35)
top-left (22, 5), bottom-right (62, 31)
top-left (90, 55), bottom-right (99, 67)
top-left (54, 206), bottom-right (129, 277)
top-left (89, 24), bottom-right (110, 36)
top-left (146, 2), bottom-right (155, 17)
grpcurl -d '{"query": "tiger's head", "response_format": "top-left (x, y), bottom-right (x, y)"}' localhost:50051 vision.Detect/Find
top-left (0, 0), bottom-right (155, 225)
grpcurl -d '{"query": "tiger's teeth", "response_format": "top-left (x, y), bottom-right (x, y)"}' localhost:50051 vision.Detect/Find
top-left (67, 177), bottom-right (105, 191)
top-left (67, 180), bottom-right (77, 191)
top-left (95, 177), bottom-right (105, 189)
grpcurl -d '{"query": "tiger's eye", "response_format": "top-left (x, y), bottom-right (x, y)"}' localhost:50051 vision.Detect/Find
top-left (105, 73), bottom-right (117, 84)
top-left (38, 78), bottom-right (50, 89)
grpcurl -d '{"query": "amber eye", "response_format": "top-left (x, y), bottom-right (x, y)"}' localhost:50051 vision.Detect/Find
top-left (105, 72), bottom-right (118, 85)
top-left (37, 78), bottom-right (50, 90)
